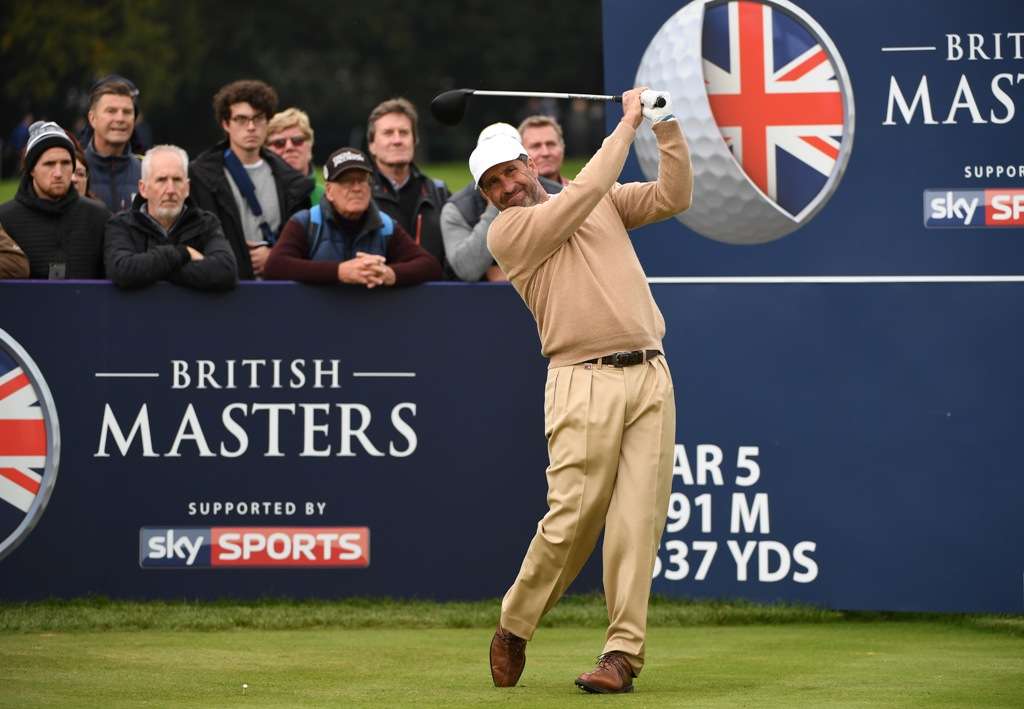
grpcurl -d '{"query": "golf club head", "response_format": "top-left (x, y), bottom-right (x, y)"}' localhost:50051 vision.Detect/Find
top-left (431, 89), bottom-right (473, 126)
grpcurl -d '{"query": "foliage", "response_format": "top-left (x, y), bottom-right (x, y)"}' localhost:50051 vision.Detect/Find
top-left (0, 0), bottom-right (605, 162)
top-left (1, 0), bottom-right (207, 115)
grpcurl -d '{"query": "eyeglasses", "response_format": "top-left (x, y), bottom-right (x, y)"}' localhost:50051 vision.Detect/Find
top-left (268, 136), bottom-right (308, 149)
top-left (230, 113), bottom-right (267, 127)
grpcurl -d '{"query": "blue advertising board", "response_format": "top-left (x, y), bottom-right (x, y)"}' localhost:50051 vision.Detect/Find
top-left (0, 281), bottom-right (1020, 613)
top-left (0, 0), bottom-right (1020, 614)
top-left (603, 0), bottom-right (1024, 274)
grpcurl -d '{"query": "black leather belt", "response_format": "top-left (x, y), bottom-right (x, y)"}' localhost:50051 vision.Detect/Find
top-left (582, 350), bottom-right (662, 367)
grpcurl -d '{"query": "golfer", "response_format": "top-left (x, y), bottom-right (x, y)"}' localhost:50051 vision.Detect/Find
top-left (475, 87), bottom-right (692, 694)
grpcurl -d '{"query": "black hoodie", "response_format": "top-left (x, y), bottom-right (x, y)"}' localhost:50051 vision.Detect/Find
top-left (0, 176), bottom-right (109, 279)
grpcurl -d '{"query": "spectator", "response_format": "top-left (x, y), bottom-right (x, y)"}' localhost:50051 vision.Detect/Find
top-left (264, 147), bottom-right (440, 287)
top-left (441, 123), bottom-right (562, 282)
top-left (189, 79), bottom-right (312, 280)
top-left (0, 225), bottom-right (29, 279)
top-left (132, 111), bottom-right (153, 153)
top-left (366, 97), bottom-right (450, 273)
top-left (84, 75), bottom-right (142, 212)
top-left (0, 121), bottom-right (108, 279)
top-left (518, 115), bottom-right (569, 186)
top-left (266, 108), bottom-right (324, 207)
top-left (104, 145), bottom-right (238, 291)
top-left (65, 130), bottom-right (97, 200)
top-left (6, 113), bottom-right (33, 175)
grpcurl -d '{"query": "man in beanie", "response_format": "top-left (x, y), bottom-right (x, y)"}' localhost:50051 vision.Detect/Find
top-left (104, 145), bottom-right (238, 290)
top-left (264, 147), bottom-right (440, 287)
top-left (0, 121), bottom-right (109, 279)
top-left (441, 122), bottom-right (563, 282)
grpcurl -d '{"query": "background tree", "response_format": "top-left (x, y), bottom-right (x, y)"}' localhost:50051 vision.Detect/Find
top-left (1, 0), bottom-right (604, 169)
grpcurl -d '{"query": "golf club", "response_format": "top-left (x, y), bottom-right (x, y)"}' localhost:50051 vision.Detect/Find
top-left (430, 89), bottom-right (665, 126)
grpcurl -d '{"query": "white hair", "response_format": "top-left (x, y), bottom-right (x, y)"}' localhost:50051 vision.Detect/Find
top-left (141, 144), bottom-right (189, 181)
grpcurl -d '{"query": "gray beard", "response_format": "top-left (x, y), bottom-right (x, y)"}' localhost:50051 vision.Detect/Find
top-left (151, 204), bottom-right (184, 224)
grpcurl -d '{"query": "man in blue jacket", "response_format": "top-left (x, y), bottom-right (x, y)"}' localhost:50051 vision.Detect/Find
top-left (104, 145), bottom-right (237, 290)
top-left (84, 76), bottom-right (142, 213)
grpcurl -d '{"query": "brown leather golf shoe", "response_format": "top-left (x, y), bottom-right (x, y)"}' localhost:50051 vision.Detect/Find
top-left (489, 624), bottom-right (526, 687)
top-left (574, 651), bottom-right (636, 694)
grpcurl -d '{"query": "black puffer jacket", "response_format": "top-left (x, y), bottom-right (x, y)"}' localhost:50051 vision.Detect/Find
top-left (372, 163), bottom-right (450, 277)
top-left (104, 194), bottom-right (238, 290)
top-left (188, 141), bottom-right (313, 279)
top-left (0, 176), bottom-right (108, 279)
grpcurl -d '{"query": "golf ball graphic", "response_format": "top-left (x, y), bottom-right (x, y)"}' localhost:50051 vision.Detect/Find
top-left (635, 0), bottom-right (855, 244)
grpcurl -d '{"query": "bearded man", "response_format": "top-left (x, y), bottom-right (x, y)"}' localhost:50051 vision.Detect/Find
top-left (104, 145), bottom-right (237, 290)
top-left (0, 120), bottom-right (109, 278)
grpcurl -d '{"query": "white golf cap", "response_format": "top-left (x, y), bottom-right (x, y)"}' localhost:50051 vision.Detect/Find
top-left (469, 135), bottom-right (527, 187)
top-left (477, 122), bottom-right (520, 144)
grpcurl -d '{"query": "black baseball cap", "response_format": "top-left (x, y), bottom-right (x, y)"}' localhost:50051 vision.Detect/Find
top-left (323, 147), bottom-right (373, 182)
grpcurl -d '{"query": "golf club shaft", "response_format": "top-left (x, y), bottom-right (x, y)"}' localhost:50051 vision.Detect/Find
top-left (470, 90), bottom-right (622, 103)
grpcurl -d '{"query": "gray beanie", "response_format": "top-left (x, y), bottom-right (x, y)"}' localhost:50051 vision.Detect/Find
top-left (24, 121), bottom-right (76, 173)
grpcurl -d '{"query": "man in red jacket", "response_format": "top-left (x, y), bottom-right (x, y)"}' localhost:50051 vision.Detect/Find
top-left (264, 147), bottom-right (440, 287)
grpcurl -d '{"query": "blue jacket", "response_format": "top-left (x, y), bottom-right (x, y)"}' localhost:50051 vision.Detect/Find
top-left (292, 198), bottom-right (394, 262)
top-left (85, 140), bottom-right (142, 214)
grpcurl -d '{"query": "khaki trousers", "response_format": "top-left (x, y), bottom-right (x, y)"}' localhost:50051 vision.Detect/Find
top-left (499, 355), bottom-right (675, 674)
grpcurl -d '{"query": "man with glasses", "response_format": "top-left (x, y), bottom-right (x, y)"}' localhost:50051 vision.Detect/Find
top-left (189, 80), bottom-right (312, 279)
top-left (264, 147), bottom-right (440, 287)
top-left (266, 108), bottom-right (324, 207)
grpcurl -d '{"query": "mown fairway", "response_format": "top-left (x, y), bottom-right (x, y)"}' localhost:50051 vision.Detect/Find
top-left (1, 598), bottom-right (1022, 708)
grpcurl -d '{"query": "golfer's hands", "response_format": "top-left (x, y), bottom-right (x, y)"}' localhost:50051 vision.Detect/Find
top-left (641, 90), bottom-right (673, 123)
top-left (621, 87), bottom-right (646, 130)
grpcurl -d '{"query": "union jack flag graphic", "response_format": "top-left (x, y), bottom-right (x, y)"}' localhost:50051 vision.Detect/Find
top-left (0, 352), bottom-right (46, 517)
top-left (703, 0), bottom-right (845, 218)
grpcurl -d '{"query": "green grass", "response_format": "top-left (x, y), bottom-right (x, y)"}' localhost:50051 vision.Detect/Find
top-left (2, 624), bottom-right (1022, 708)
top-left (0, 159), bottom-right (587, 205)
top-left (0, 178), bottom-right (15, 203)
top-left (0, 594), bottom-right (851, 633)
top-left (424, 158), bottom-right (587, 192)
top-left (1, 597), bottom-right (1022, 707)
top-left (2, 594), bottom-right (1022, 636)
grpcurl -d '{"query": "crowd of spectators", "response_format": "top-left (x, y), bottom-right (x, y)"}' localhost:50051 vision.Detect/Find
top-left (0, 75), bottom-right (575, 291)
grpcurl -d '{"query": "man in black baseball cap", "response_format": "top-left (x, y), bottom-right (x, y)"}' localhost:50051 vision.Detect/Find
top-left (0, 121), bottom-right (109, 278)
top-left (264, 147), bottom-right (441, 287)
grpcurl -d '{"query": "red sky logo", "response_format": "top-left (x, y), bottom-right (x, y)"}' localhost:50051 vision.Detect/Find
top-left (0, 329), bottom-right (60, 562)
top-left (140, 526), bottom-right (370, 568)
top-left (635, 0), bottom-right (855, 244)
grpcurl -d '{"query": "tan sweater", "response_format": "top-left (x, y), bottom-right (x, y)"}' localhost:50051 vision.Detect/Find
top-left (487, 119), bottom-right (692, 368)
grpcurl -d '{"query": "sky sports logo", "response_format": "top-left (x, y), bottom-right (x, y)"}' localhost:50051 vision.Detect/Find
top-left (140, 527), bottom-right (370, 569)
top-left (924, 189), bottom-right (1024, 228)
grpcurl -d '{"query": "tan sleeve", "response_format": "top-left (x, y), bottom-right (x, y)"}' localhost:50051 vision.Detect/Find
top-left (608, 119), bottom-right (693, 231)
top-left (0, 224), bottom-right (29, 279)
top-left (488, 121), bottom-right (637, 279)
